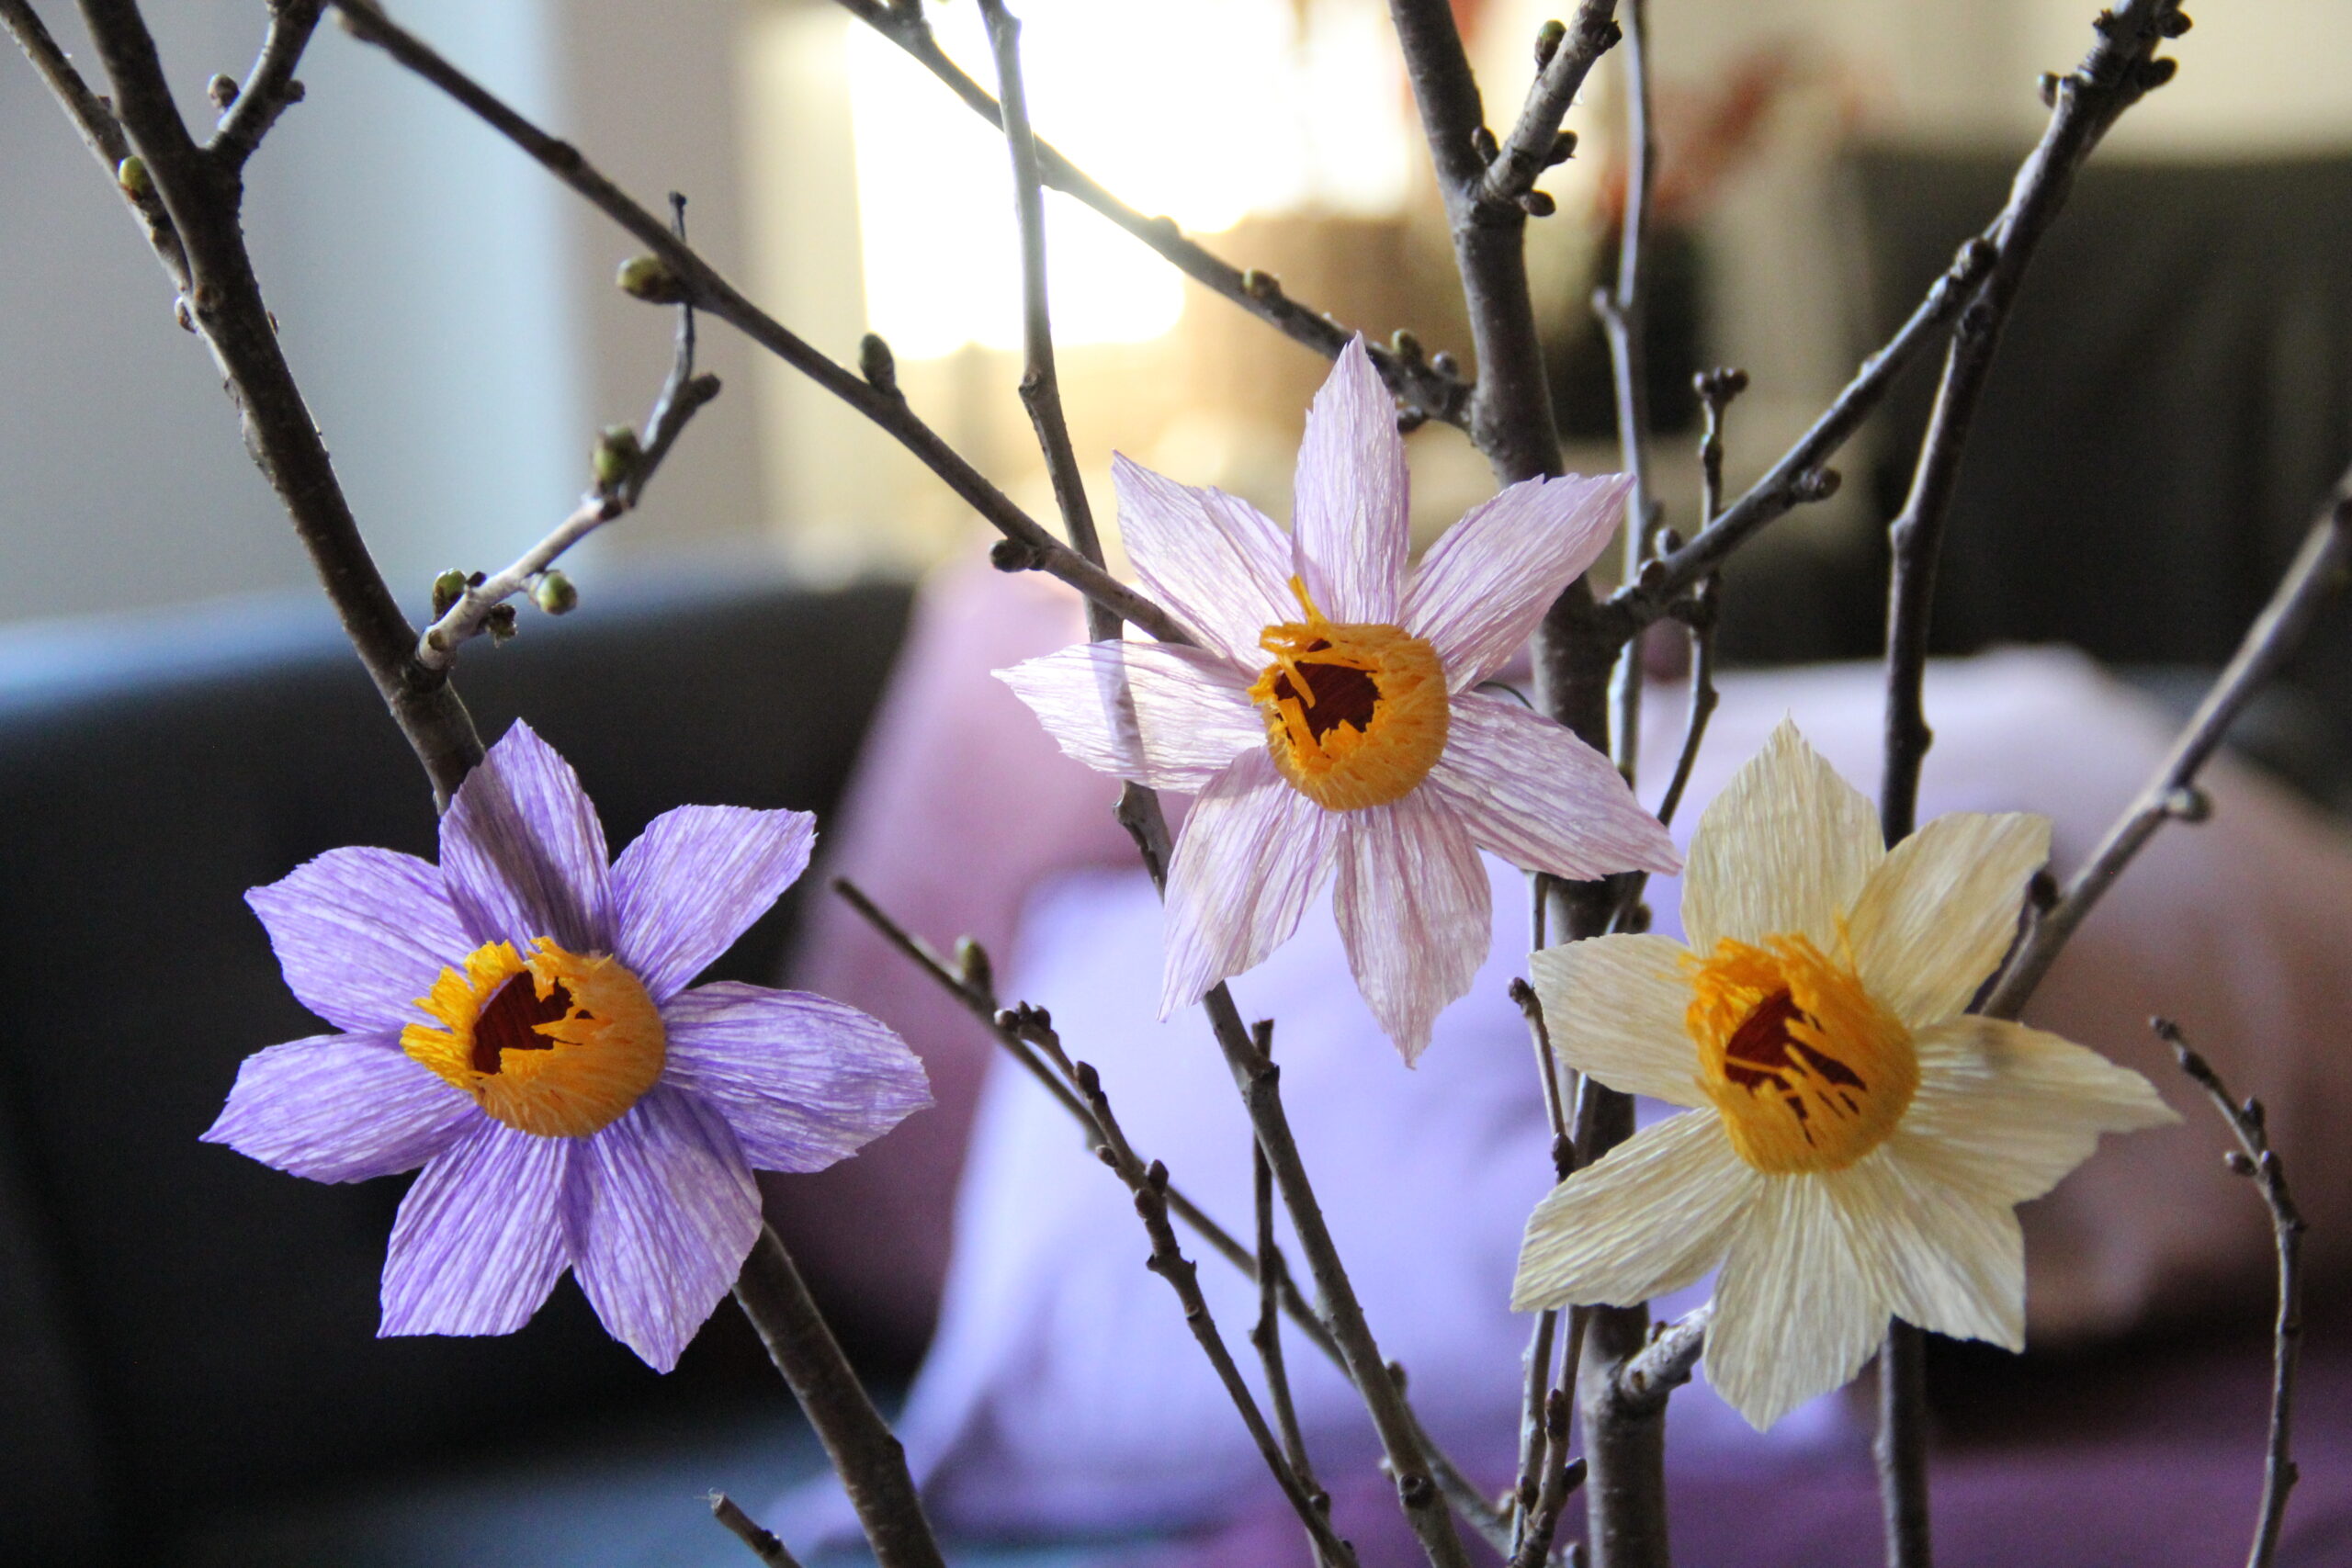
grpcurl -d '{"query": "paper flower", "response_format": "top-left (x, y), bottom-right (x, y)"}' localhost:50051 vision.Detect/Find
top-left (205, 722), bottom-right (930, 1371)
top-left (1511, 721), bottom-right (2177, 1427)
top-left (998, 338), bottom-right (1679, 1059)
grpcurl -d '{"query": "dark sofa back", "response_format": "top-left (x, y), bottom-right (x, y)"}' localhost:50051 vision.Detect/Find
top-left (0, 570), bottom-right (910, 1563)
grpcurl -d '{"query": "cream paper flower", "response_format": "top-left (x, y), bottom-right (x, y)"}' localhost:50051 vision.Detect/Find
top-left (1511, 721), bottom-right (2177, 1429)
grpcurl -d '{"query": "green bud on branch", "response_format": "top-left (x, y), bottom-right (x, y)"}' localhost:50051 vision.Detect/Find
top-left (616, 255), bottom-right (687, 304)
top-left (533, 571), bottom-right (579, 616)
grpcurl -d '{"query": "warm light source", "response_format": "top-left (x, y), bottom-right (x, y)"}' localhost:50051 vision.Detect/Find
top-left (845, 0), bottom-right (1411, 357)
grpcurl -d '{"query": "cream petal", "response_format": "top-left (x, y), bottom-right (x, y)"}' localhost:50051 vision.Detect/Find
top-left (1529, 933), bottom-right (1706, 1108)
top-left (1331, 791), bottom-right (1491, 1064)
top-left (1512, 1111), bottom-right (1760, 1311)
top-left (1894, 1016), bottom-right (2179, 1208)
top-left (1826, 1149), bottom-right (2024, 1351)
top-left (1849, 812), bottom-right (2050, 1027)
top-left (1682, 718), bottom-right (1883, 954)
top-left (1293, 337), bottom-right (1408, 622)
top-left (996, 641), bottom-right (1264, 793)
top-left (1159, 748), bottom-right (1342, 1014)
top-left (1113, 453), bottom-right (1300, 666)
top-left (1704, 1175), bottom-right (1885, 1431)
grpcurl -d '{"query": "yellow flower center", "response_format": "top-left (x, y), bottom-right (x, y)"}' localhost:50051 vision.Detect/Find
top-left (401, 939), bottom-right (666, 1138)
top-left (1685, 931), bottom-right (1917, 1174)
top-left (1245, 578), bottom-right (1449, 812)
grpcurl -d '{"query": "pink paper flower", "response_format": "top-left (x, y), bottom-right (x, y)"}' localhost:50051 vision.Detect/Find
top-left (999, 338), bottom-right (1679, 1059)
top-left (204, 722), bottom-right (931, 1370)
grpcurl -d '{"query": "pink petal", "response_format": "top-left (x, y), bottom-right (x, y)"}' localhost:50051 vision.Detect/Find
top-left (612, 806), bottom-right (816, 1002)
top-left (246, 847), bottom-right (470, 1032)
top-left (996, 641), bottom-right (1265, 793)
top-left (203, 1032), bottom-right (476, 1182)
top-left (1426, 693), bottom-right (1679, 879)
top-left (1113, 454), bottom-right (1298, 665)
top-left (439, 720), bottom-right (615, 955)
top-left (1159, 748), bottom-right (1341, 1015)
top-left (660, 982), bottom-right (933, 1173)
top-left (1403, 472), bottom-right (1633, 689)
top-left (1332, 790), bottom-right (1491, 1063)
top-left (380, 1117), bottom-right (571, 1338)
top-left (1293, 336), bottom-right (1408, 623)
top-left (562, 1087), bottom-right (763, 1371)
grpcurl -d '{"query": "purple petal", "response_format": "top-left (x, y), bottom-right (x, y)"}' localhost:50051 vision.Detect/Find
top-left (1332, 790), bottom-right (1491, 1063)
top-left (203, 1032), bottom-right (475, 1182)
top-left (660, 983), bottom-right (932, 1173)
top-left (1159, 748), bottom-right (1341, 1015)
top-left (996, 641), bottom-right (1265, 793)
top-left (380, 1118), bottom-right (570, 1338)
top-left (613, 806), bottom-right (816, 1002)
top-left (1403, 472), bottom-right (1632, 689)
top-left (562, 1087), bottom-right (762, 1371)
top-left (1293, 336), bottom-right (1408, 622)
top-left (439, 721), bottom-right (614, 955)
top-left (246, 847), bottom-right (472, 1032)
top-left (1426, 693), bottom-right (1680, 879)
top-left (1114, 454), bottom-right (1298, 665)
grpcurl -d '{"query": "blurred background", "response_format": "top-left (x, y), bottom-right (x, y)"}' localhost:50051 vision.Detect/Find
top-left (7, 1), bottom-right (2352, 1564)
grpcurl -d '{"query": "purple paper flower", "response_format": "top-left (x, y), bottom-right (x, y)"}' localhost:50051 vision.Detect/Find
top-left (204, 722), bottom-right (931, 1371)
top-left (997, 338), bottom-right (1679, 1060)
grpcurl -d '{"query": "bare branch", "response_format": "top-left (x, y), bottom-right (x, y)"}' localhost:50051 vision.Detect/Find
top-left (1479, 4), bottom-right (1619, 211)
top-left (732, 1227), bottom-right (948, 1568)
top-left (1249, 1023), bottom-right (1337, 1564)
top-left (709, 1493), bottom-right (807, 1568)
top-left (2157, 1020), bottom-right (2306, 1568)
top-left (1984, 478), bottom-right (2352, 1017)
top-left (832, 0), bottom-right (1472, 430)
top-left (328, 0), bottom-right (1193, 649)
top-left (209, 0), bottom-right (321, 168)
top-left (1600, 0), bottom-right (1658, 785)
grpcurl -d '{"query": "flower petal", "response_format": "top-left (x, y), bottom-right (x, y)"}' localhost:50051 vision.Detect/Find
top-left (1705, 1175), bottom-right (1885, 1430)
top-left (245, 847), bottom-right (473, 1032)
top-left (1331, 789), bottom-right (1491, 1063)
top-left (1683, 718), bottom-right (1883, 954)
top-left (203, 1032), bottom-right (475, 1182)
top-left (1426, 693), bottom-right (1680, 879)
top-left (1159, 748), bottom-right (1341, 1015)
top-left (1113, 453), bottom-right (1300, 666)
top-left (660, 983), bottom-right (932, 1172)
top-left (996, 641), bottom-right (1265, 794)
top-left (439, 720), bottom-right (615, 955)
top-left (1404, 472), bottom-right (1633, 689)
top-left (1894, 1016), bottom-right (2179, 1207)
top-left (1849, 812), bottom-right (2049, 1027)
top-left (1293, 336), bottom-right (1407, 622)
top-left (563, 1086), bottom-right (763, 1371)
top-left (1529, 932), bottom-right (1706, 1108)
top-left (1826, 1149), bottom-right (2024, 1351)
top-left (612, 806), bottom-right (816, 1002)
top-left (380, 1118), bottom-right (570, 1338)
top-left (1512, 1111), bottom-right (1759, 1310)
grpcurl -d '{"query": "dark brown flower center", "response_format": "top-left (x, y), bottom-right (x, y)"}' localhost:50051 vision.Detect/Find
top-left (470, 974), bottom-right (575, 1074)
top-left (1267, 639), bottom-right (1381, 741)
top-left (1722, 987), bottom-right (1866, 1115)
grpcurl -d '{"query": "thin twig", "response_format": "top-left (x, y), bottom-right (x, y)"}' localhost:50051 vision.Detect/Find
top-left (1984, 480), bottom-right (2352, 1017)
top-left (1874, 16), bottom-right (2188, 1563)
top-left (1508, 1390), bottom-right (1589, 1568)
top-left (733, 1225), bottom-right (948, 1568)
top-left (709, 1493), bottom-right (807, 1568)
top-left (71, 0), bottom-right (483, 804)
top-left (1611, 1305), bottom-right (1710, 1414)
top-left (1248, 1022), bottom-right (1335, 1562)
top-left (1618, 237), bottom-right (1995, 621)
top-left (1599, 0), bottom-right (1658, 785)
top-left (418, 195), bottom-right (720, 670)
top-left (2156, 1020), bottom-right (2306, 1568)
top-left (209, 0), bottom-right (322, 168)
top-left (1479, 3), bottom-right (1620, 211)
top-left (832, 0), bottom-right (1472, 430)
top-left (0, 0), bottom-right (188, 284)
top-left (1645, 367), bottom-right (1742, 835)
top-left (328, 0), bottom-right (1193, 649)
